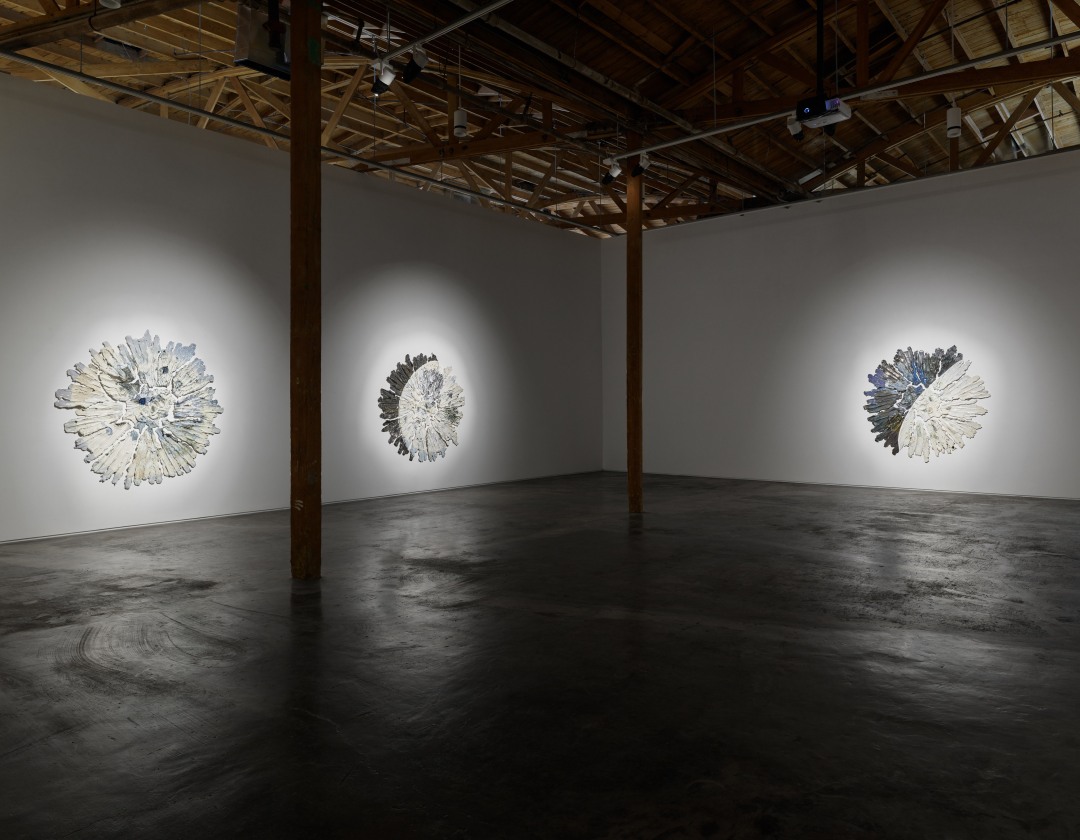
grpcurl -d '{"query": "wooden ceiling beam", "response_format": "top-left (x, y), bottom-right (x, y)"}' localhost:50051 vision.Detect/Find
top-left (661, 4), bottom-right (854, 110)
top-left (728, 0), bottom-right (775, 40)
top-left (527, 158), bottom-right (559, 207)
top-left (440, 0), bottom-right (796, 197)
top-left (6, 58), bottom-right (210, 78)
top-left (635, 0), bottom-right (728, 95)
top-left (603, 184), bottom-right (627, 213)
top-left (640, 0), bottom-right (704, 71)
top-left (857, 0), bottom-right (871, 87)
top-left (1051, 0), bottom-right (1080, 31)
top-left (650, 172), bottom-right (699, 212)
top-left (196, 75), bottom-right (227, 130)
top-left (578, 0), bottom-right (803, 155)
top-left (680, 50), bottom-right (1080, 125)
top-left (392, 0), bottom-right (636, 120)
top-left (363, 129), bottom-right (559, 167)
top-left (874, 150), bottom-right (921, 178)
top-left (590, 0), bottom-right (671, 55)
top-left (456, 164), bottom-right (492, 208)
top-left (478, 147), bottom-right (601, 197)
top-left (755, 51), bottom-right (817, 89)
top-left (804, 81), bottom-right (1046, 190)
top-left (629, 0), bottom-right (818, 180)
top-left (393, 83), bottom-right (443, 147)
top-left (242, 78), bottom-right (291, 123)
top-left (973, 87), bottom-right (1042, 165)
top-left (537, 190), bottom-right (597, 210)
top-left (231, 78), bottom-right (278, 150)
top-left (322, 67), bottom-right (367, 146)
top-left (400, 62), bottom-right (607, 125)
top-left (471, 105), bottom-right (514, 141)
top-left (502, 152), bottom-right (514, 200)
top-left (0, 0), bottom-right (201, 49)
top-left (580, 201), bottom-right (731, 227)
top-left (458, 160), bottom-right (502, 197)
top-left (1051, 79), bottom-right (1080, 113)
top-left (982, 0), bottom-right (1019, 53)
top-left (891, 51), bottom-right (1080, 97)
top-left (38, 64), bottom-right (112, 101)
top-left (118, 63), bottom-right (256, 107)
top-left (449, 95), bottom-right (533, 145)
top-left (550, 0), bottom-right (692, 89)
top-left (876, 0), bottom-right (952, 83)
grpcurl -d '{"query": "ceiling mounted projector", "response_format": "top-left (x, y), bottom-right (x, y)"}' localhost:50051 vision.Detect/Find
top-left (795, 95), bottom-right (851, 128)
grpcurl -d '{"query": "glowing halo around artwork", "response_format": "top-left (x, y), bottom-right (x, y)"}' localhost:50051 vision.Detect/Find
top-left (54, 331), bottom-right (224, 488)
top-left (378, 353), bottom-right (464, 462)
top-left (864, 345), bottom-right (989, 463)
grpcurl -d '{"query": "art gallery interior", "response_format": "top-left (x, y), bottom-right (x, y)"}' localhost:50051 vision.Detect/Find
top-left (2, 1), bottom-right (1080, 837)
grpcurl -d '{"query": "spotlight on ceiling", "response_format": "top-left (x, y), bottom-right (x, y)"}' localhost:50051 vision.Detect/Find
top-left (631, 152), bottom-right (651, 177)
top-left (453, 107), bottom-right (469, 139)
top-left (100, 0), bottom-right (121, 8)
top-left (786, 115), bottom-right (804, 142)
top-left (372, 60), bottom-right (396, 96)
top-left (946, 106), bottom-right (962, 139)
top-left (402, 45), bottom-right (429, 83)
top-left (600, 158), bottom-right (621, 185)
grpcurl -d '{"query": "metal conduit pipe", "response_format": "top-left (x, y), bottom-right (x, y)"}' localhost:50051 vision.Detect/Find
top-left (383, 0), bottom-right (517, 63)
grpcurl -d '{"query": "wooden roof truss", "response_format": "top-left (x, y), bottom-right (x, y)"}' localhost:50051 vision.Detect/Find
top-left (3, 0), bottom-right (1080, 235)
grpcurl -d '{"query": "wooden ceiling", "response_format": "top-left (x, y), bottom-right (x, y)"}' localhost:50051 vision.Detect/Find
top-left (3, 0), bottom-right (1079, 236)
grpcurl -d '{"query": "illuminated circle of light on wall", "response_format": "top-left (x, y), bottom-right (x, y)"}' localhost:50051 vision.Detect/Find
top-left (863, 345), bottom-right (990, 463)
top-left (378, 353), bottom-right (464, 462)
top-left (54, 331), bottom-right (224, 488)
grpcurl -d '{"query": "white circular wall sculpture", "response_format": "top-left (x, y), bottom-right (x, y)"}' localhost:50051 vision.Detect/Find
top-left (378, 353), bottom-right (464, 462)
top-left (863, 345), bottom-right (990, 463)
top-left (54, 331), bottom-right (224, 488)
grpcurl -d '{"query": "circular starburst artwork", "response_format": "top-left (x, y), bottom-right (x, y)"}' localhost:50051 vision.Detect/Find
top-left (378, 353), bottom-right (464, 462)
top-left (863, 345), bottom-right (990, 463)
top-left (54, 331), bottom-right (224, 488)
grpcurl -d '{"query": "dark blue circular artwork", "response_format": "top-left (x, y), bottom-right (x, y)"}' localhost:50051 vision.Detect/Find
top-left (864, 345), bottom-right (990, 462)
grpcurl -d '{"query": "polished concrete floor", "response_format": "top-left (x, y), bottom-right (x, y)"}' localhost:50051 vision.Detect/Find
top-left (1, 472), bottom-right (1079, 839)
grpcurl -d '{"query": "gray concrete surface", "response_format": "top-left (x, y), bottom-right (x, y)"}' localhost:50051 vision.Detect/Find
top-left (1, 472), bottom-right (1078, 839)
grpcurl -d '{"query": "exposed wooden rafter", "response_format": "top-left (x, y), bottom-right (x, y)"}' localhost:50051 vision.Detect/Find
top-left (0, 0), bottom-right (199, 49)
top-left (1, 0), bottom-right (1078, 235)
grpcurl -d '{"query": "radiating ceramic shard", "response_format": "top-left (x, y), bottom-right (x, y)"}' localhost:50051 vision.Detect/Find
top-left (378, 353), bottom-right (464, 462)
top-left (863, 345), bottom-right (989, 462)
top-left (55, 331), bottom-right (223, 488)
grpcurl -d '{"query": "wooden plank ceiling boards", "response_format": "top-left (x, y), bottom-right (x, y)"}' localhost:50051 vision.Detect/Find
top-left (3, 0), bottom-right (1080, 235)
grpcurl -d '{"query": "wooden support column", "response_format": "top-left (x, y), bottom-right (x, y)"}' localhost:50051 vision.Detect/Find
top-left (626, 137), bottom-right (644, 515)
top-left (290, 0), bottom-right (323, 579)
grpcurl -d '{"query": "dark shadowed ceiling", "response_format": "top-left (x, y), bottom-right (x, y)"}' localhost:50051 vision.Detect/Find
top-left (2, 0), bottom-right (1078, 236)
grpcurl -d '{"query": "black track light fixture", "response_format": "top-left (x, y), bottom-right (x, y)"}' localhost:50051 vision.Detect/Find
top-left (402, 45), bottom-right (429, 83)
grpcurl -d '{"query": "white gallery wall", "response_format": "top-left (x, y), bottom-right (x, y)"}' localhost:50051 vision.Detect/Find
top-left (0, 74), bottom-right (600, 543)
top-left (602, 150), bottom-right (1080, 499)
top-left (3, 68), bottom-right (1077, 545)
top-left (0, 75), bottom-right (290, 543)
top-left (322, 172), bottom-right (600, 503)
